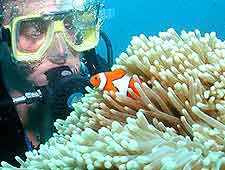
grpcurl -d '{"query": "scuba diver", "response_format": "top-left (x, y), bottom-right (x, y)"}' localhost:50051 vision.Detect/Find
top-left (0, 0), bottom-right (113, 166)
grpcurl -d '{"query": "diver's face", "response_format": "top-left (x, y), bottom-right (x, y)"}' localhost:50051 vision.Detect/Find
top-left (6, 0), bottom-right (81, 86)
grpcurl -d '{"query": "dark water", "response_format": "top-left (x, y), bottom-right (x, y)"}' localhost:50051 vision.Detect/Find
top-left (98, 0), bottom-right (225, 61)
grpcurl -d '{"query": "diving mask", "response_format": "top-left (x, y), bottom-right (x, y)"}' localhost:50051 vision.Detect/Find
top-left (5, 3), bottom-right (101, 63)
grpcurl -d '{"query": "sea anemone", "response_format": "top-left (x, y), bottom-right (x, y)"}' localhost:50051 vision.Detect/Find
top-left (2, 28), bottom-right (225, 170)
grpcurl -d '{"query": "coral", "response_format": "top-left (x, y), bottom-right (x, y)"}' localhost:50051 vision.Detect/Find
top-left (2, 28), bottom-right (225, 170)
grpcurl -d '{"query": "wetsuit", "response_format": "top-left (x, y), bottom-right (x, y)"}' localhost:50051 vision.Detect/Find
top-left (0, 43), bottom-right (108, 166)
top-left (0, 42), bottom-right (28, 166)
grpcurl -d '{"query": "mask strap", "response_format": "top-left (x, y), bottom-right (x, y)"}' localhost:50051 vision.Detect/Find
top-left (0, 24), bottom-right (11, 46)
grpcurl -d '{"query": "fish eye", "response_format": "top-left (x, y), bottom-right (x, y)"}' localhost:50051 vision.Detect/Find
top-left (95, 77), bottom-right (98, 79)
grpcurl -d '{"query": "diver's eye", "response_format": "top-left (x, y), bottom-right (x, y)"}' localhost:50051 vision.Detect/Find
top-left (31, 30), bottom-right (43, 39)
top-left (64, 22), bottom-right (73, 30)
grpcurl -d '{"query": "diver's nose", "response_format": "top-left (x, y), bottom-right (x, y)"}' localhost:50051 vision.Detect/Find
top-left (55, 34), bottom-right (67, 56)
top-left (46, 33), bottom-right (69, 64)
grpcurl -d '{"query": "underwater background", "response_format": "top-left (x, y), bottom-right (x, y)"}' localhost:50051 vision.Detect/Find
top-left (98, 0), bottom-right (225, 62)
top-left (2, 0), bottom-right (225, 169)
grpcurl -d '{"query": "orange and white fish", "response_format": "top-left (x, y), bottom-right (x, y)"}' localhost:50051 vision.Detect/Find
top-left (90, 68), bottom-right (141, 97)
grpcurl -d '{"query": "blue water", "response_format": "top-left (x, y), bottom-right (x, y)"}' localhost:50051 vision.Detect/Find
top-left (98, 0), bottom-right (225, 62)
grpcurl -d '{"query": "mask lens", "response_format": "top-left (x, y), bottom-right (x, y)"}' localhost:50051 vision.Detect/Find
top-left (63, 14), bottom-right (82, 45)
top-left (16, 18), bottom-right (50, 53)
top-left (63, 11), bottom-right (97, 46)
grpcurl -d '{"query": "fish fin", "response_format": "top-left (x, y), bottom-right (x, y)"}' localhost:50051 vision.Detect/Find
top-left (107, 68), bottom-right (126, 80)
top-left (105, 82), bottom-right (118, 92)
top-left (128, 78), bottom-right (140, 96)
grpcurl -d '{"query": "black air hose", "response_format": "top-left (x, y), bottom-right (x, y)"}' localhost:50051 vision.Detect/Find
top-left (100, 30), bottom-right (113, 69)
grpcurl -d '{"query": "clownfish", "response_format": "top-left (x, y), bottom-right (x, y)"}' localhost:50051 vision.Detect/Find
top-left (90, 68), bottom-right (142, 97)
